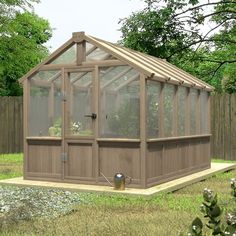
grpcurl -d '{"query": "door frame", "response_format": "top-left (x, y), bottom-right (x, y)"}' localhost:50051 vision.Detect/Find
top-left (61, 66), bottom-right (99, 182)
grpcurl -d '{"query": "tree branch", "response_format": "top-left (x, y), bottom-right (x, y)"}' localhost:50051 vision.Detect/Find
top-left (188, 19), bottom-right (231, 62)
top-left (166, 38), bottom-right (236, 60)
top-left (173, 1), bottom-right (236, 18)
top-left (197, 10), bottom-right (236, 21)
top-left (176, 10), bottom-right (236, 23)
top-left (199, 58), bottom-right (236, 79)
top-left (199, 58), bottom-right (236, 64)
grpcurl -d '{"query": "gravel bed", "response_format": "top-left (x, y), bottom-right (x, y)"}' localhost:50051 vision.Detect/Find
top-left (0, 185), bottom-right (87, 221)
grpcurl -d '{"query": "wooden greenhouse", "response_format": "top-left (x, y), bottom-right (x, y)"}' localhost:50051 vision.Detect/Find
top-left (20, 32), bottom-right (213, 188)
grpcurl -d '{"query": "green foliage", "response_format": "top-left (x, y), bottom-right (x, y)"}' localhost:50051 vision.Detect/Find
top-left (0, 0), bottom-right (52, 96)
top-left (230, 179), bottom-right (236, 198)
top-left (187, 180), bottom-right (236, 236)
top-left (108, 99), bottom-right (139, 138)
top-left (189, 217), bottom-right (203, 236)
top-left (48, 117), bottom-right (61, 136)
top-left (120, 7), bottom-right (190, 60)
top-left (119, 0), bottom-right (236, 93)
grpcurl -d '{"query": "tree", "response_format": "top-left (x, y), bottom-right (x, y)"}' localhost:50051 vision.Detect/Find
top-left (119, 0), bottom-right (236, 93)
top-left (0, 0), bottom-right (52, 96)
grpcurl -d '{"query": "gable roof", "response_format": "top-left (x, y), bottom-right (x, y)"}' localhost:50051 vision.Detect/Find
top-left (19, 32), bottom-right (214, 91)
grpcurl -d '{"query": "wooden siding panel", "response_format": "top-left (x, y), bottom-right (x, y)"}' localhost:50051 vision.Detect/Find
top-left (178, 141), bottom-right (189, 170)
top-left (27, 140), bottom-right (61, 176)
top-left (65, 143), bottom-right (93, 178)
top-left (99, 142), bottom-right (140, 180)
top-left (147, 144), bottom-right (163, 178)
top-left (163, 142), bottom-right (179, 174)
top-left (200, 139), bottom-right (211, 165)
top-left (147, 137), bottom-right (210, 186)
top-left (188, 140), bottom-right (198, 167)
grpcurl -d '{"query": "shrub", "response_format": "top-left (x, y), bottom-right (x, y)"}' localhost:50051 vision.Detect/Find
top-left (186, 179), bottom-right (236, 236)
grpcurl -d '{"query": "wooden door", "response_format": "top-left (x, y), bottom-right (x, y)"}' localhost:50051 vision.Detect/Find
top-left (63, 69), bottom-right (96, 182)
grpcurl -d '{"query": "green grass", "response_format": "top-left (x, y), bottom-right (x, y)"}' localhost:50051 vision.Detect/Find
top-left (212, 158), bottom-right (236, 163)
top-left (0, 155), bottom-right (235, 235)
top-left (0, 153), bottom-right (23, 164)
top-left (0, 153), bottom-right (23, 180)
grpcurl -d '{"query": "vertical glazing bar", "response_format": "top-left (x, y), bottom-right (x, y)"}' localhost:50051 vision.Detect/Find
top-left (61, 68), bottom-right (66, 180)
top-left (94, 66), bottom-right (99, 183)
top-left (23, 79), bottom-right (29, 178)
top-left (140, 74), bottom-right (147, 188)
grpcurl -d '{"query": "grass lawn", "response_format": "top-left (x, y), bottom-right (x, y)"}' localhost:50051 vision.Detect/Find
top-left (0, 154), bottom-right (235, 235)
top-left (0, 153), bottom-right (23, 180)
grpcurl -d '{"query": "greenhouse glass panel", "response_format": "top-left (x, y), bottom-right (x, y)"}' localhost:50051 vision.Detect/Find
top-left (99, 66), bottom-right (132, 87)
top-left (49, 44), bottom-right (76, 64)
top-left (86, 42), bottom-right (111, 61)
top-left (200, 91), bottom-right (209, 134)
top-left (29, 70), bottom-right (62, 136)
top-left (177, 86), bottom-right (187, 136)
top-left (163, 84), bottom-right (175, 137)
top-left (67, 71), bottom-right (94, 136)
top-left (190, 88), bottom-right (198, 135)
top-left (100, 66), bottom-right (140, 138)
top-left (147, 80), bottom-right (161, 138)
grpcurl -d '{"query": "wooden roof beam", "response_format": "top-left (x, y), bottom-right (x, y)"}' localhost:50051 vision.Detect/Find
top-left (85, 35), bottom-right (154, 78)
top-left (19, 38), bottom-right (74, 83)
top-left (30, 79), bottom-right (59, 89)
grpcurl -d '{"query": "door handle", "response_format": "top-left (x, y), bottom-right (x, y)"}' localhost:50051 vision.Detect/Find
top-left (84, 113), bottom-right (97, 120)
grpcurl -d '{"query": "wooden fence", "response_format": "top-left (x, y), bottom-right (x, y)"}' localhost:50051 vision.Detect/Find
top-left (0, 97), bottom-right (23, 154)
top-left (0, 95), bottom-right (236, 160)
top-left (211, 94), bottom-right (236, 160)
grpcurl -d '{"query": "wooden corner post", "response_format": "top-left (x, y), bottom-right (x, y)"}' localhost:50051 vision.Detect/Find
top-left (23, 79), bottom-right (29, 179)
top-left (140, 74), bottom-right (147, 188)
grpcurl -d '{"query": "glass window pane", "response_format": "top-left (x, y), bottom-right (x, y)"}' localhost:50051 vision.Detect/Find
top-left (178, 86), bottom-right (187, 136)
top-left (49, 44), bottom-right (76, 64)
top-left (100, 66), bottom-right (140, 138)
top-left (190, 88), bottom-right (198, 135)
top-left (29, 70), bottom-right (62, 137)
top-left (147, 80), bottom-right (160, 138)
top-left (86, 42), bottom-right (111, 61)
top-left (200, 91), bottom-right (209, 134)
top-left (163, 84), bottom-right (175, 137)
top-left (99, 66), bottom-right (131, 87)
top-left (67, 71), bottom-right (94, 136)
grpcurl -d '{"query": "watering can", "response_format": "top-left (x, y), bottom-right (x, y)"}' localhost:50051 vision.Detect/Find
top-left (113, 173), bottom-right (132, 190)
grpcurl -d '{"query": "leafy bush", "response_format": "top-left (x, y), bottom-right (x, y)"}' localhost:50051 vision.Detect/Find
top-left (186, 179), bottom-right (236, 236)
